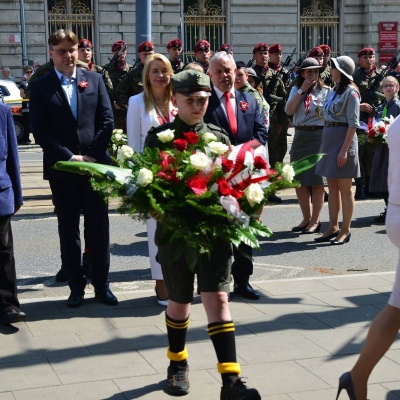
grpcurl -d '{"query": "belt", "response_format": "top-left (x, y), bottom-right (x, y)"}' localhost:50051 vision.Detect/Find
top-left (325, 122), bottom-right (349, 127)
top-left (295, 125), bottom-right (324, 132)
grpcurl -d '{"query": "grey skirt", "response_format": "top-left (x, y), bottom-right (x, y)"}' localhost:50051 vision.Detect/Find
top-left (315, 125), bottom-right (360, 179)
top-left (290, 128), bottom-right (324, 186)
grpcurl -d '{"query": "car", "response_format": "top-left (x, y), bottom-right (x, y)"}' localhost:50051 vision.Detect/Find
top-left (0, 79), bottom-right (25, 142)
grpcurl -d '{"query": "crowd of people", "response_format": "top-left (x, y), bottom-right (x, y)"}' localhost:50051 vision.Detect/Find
top-left (1, 28), bottom-right (400, 399)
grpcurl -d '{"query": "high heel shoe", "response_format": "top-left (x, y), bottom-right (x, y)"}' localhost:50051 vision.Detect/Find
top-left (302, 222), bottom-right (321, 234)
top-left (331, 232), bottom-right (351, 245)
top-left (336, 372), bottom-right (356, 400)
top-left (291, 223), bottom-right (309, 232)
top-left (155, 287), bottom-right (169, 307)
top-left (314, 230), bottom-right (339, 243)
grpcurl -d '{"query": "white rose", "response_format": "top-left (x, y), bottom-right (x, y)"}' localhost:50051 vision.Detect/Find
top-left (281, 164), bottom-right (295, 182)
top-left (190, 152), bottom-right (213, 171)
top-left (117, 145), bottom-right (134, 162)
top-left (113, 129), bottom-right (124, 135)
top-left (114, 133), bottom-right (123, 141)
top-left (208, 141), bottom-right (229, 155)
top-left (136, 168), bottom-right (153, 187)
top-left (202, 132), bottom-right (218, 143)
top-left (157, 129), bottom-right (175, 143)
top-left (244, 183), bottom-right (264, 207)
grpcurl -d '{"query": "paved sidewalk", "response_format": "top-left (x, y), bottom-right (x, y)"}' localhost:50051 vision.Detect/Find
top-left (2, 273), bottom-right (400, 399)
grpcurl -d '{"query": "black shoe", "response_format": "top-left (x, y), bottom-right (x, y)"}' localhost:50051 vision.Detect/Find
top-left (336, 372), bottom-right (356, 400)
top-left (291, 223), bottom-right (308, 232)
top-left (55, 266), bottom-right (69, 282)
top-left (374, 209), bottom-right (386, 224)
top-left (267, 194), bottom-right (282, 203)
top-left (95, 287), bottom-right (118, 305)
top-left (221, 377), bottom-right (261, 400)
top-left (166, 361), bottom-right (190, 396)
top-left (314, 230), bottom-right (339, 243)
top-left (66, 291), bottom-right (84, 308)
top-left (0, 309), bottom-right (27, 325)
top-left (354, 186), bottom-right (365, 200)
top-left (302, 222), bottom-right (321, 234)
top-left (331, 232), bottom-right (351, 245)
top-left (233, 283), bottom-right (260, 300)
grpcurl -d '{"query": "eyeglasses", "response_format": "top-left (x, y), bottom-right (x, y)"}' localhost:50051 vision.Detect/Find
top-left (383, 84), bottom-right (396, 89)
top-left (26, 71), bottom-right (33, 74)
top-left (51, 48), bottom-right (77, 56)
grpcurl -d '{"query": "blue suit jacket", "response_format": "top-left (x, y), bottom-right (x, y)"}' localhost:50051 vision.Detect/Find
top-left (204, 88), bottom-right (267, 146)
top-left (29, 68), bottom-right (114, 180)
top-left (0, 103), bottom-right (23, 216)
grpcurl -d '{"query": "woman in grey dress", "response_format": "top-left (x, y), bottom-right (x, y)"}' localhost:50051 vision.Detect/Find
top-left (286, 58), bottom-right (330, 233)
top-left (314, 56), bottom-right (361, 244)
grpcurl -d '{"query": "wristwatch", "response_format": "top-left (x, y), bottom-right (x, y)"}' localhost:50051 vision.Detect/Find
top-left (297, 88), bottom-right (306, 95)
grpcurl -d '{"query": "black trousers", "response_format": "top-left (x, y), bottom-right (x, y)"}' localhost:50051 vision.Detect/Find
top-left (231, 243), bottom-right (253, 284)
top-left (0, 215), bottom-right (20, 313)
top-left (49, 175), bottom-right (110, 292)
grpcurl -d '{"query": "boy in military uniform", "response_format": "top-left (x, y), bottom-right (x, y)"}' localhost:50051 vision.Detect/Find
top-left (166, 38), bottom-right (184, 73)
top-left (145, 70), bottom-right (261, 400)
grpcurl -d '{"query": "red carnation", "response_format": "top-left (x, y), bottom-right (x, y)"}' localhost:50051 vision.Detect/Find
top-left (173, 138), bottom-right (189, 151)
top-left (216, 177), bottom-right (231, 196)
top-left (378, 126), bottom-right (386, 134)
top-left (253, 156), bottom-right (267, 169)
top-left (239, 101), bottom-right (249, 111)
top-left (183, 131), bottom-right (199, 144)
top-left (78, 81), bottom-right (89, 88)
top-left (186, 173), bottom-right (209, 196)
top-left (221, 158), bottom-right (234, 172)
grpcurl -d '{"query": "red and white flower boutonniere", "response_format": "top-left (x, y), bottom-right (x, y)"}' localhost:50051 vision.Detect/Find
top-left (239, 101), bottom-right (249, 112)
top-left (78, 81), bottom-right (89, 88)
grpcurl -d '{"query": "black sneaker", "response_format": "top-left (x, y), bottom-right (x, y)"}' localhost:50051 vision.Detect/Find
top-left (166, 361), bottom-right (190, 396)
top-left (55, 266), bottom-right (69, 282)
top-left (374, 209), bottom-right (386, 224)
top-left (220, 377), bottom-right (261, 400)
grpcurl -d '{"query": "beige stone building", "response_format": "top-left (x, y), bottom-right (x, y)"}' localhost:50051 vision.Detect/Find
top-left (1, 0), bottom-right (399, 81)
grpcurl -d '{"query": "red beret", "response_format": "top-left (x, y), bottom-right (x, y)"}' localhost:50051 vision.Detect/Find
top-left (319, 44), bottom-right (331, 55)
top-left (268, 44), bottom-right (282, 54)
top-left (78, 39), bottom-right (92, 49)
top-left (358, 47), bottom-right (375, 57)
top-left (111, 40), bottom-right (127, 53)
top-left (308, 46), bottom-right (324, 57)
top-left (137, 41), bottom-right (154, 53)
top-left (219, 43), bottom-right (233, 52)
top-left (253, 43), bottom-right (269, 53)
top-left (194, 40), bottom-right (210, 52)
top-left (167, 38), bottom-right (182, 49)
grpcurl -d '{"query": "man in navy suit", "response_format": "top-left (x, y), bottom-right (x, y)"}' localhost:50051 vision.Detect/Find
top-left (0, 102), bottom-right (26, 325)
top-left (204, 51), bottom-right (268, 300)
top-left (30, 29), bottom-right (117, 308)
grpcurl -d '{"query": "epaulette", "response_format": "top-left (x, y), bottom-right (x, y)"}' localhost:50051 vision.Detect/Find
top-left (147, 122), bottom-right (175, 136)
top-left (205, 123), bottom-right (226, 134)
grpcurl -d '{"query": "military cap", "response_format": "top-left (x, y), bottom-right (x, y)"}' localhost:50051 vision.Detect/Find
top-left (319, 44), bottom-right (331, 55)
top-left (194, 40), bottom-right (210, 52)
top-left (137, 41), bottom-right (154, 53)
top-left (358, 47), bottom-right (375, 57)
top-left (246, 68), bottom-right (261, 85)
top-left (235, 61), bottom-right (246, 69)
top-left (253, 43), bottom-right (269, 53)
top-left (331, 56), bottom-right (355, 81)
top-left (171, 70), bottom-right (211, 96)
top-left (78, 39), bottom-right (92, 49)
top-left (167, 38), bottom-right (182, 49)
top-left (112, 40), bottom-right (127, 53)
top-left (269, 44), bottom-right (282, 54)
top-left (219, 43), bottom-right (233, 53)
top-left (308, 46), bottom-right (324, 57)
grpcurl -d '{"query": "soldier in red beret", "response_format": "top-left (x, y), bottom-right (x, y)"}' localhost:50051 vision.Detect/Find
top-left (166, 38), bottom-right (183, 73)
top-left (353, 46), bottom-right (385, 199)
top-left (193, 39), bottom-right (211, 73)
top-left (308, 47), bottom-right (324, 65)
top-left (318, 44), bottom-right (332, 86)
top-left (218, 43), bottom-right (233, 55)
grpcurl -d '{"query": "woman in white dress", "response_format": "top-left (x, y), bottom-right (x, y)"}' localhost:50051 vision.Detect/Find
top-left (127, 53), bottom-right (177, 306)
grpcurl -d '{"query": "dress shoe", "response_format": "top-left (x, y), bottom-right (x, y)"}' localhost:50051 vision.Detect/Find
top-left (66, 291), bottom-right (84, 308)
top-left (0, 309), bottom-right (27, 325)
top-left (331, 232), bottom-right (351, 245)
top-left (374, 208), bottom-right (386, 224)
top-left (302, 222), bottom-right (321, 234)
top-left (268, 194), bottom-right (282, 204)
top-left (55, 266), bottom-right (69, 282)
top-left (155, 287), bottom-right (168, 307)
top-left (95, 287), bottom-right (118, 305)
top-left (336, 372), bottom-right (356, 400)
top-left (291, 223), bottom-right (309, 232)
top-left (234, 283), bottom-right (260, 300)
top-left (314, 230), bottom-right (340, 243)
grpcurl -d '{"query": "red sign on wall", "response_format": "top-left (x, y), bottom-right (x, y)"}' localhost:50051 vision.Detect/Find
top-left (379, 22), bottom-right (398, 64)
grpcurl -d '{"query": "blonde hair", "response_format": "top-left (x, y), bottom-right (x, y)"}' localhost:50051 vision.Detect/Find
top-left (142, 53), bottom-right (174, 112)
top-left (183, 62), bottom-right (204, 72)
top-left (382, 75), bottom-right (399, 89)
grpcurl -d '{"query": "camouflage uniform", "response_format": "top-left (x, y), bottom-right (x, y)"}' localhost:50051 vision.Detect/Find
top-left (320, 65), bottom-right (333, 87)
top-left (103, 62), bottom-right (133, 132)
top-left (169, 58), bottom-right (184, 74)
top-left (254, 64), bottom-right (287, 168)
top-left (353, 67), bottom-right (386, 196)
top-left (115, 63), bottom-right (144, 112)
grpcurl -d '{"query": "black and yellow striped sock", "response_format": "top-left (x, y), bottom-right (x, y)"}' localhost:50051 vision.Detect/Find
top-left (166, 313), bottom-right (190, 363)
top-left (208, 321), bottom-right (241, 384)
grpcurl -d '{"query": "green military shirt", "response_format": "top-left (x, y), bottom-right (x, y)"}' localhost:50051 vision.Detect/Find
top-left (353, 67), bottom-right (386, 123)
top-left (320, 65), bottom-right (333, 87)
top-left (116, 63), bottom-right (144, 111)
top-left (103, 62), bottom-right (132, 104)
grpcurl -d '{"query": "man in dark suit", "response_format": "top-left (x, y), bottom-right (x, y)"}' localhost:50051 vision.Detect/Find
top-left (204, 51), bottom-right (268, 300)
top-left (30, 29), bottom-right (117, 308)
top-left (0, 102), bottom-right (26, 325)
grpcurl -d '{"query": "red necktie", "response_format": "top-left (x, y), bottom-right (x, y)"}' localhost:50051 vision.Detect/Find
top-left (224, 92), bottom-right (237, 135)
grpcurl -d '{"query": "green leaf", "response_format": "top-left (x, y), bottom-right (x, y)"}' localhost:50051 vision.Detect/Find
top-left (291, 153), bottom-right (325, 175)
